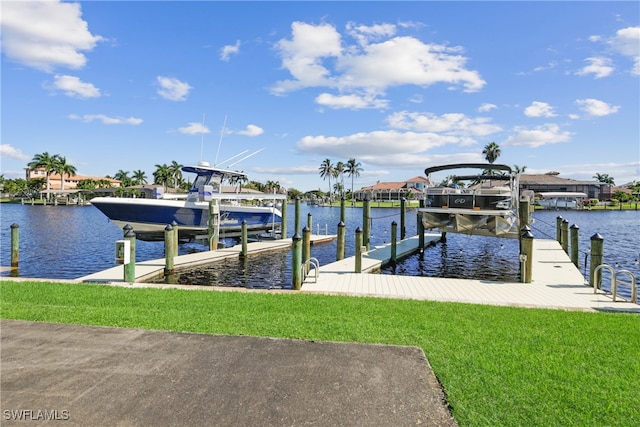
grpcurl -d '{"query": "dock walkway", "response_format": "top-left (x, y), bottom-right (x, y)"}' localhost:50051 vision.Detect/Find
top-left (76, 233), bottom-right (639, 313)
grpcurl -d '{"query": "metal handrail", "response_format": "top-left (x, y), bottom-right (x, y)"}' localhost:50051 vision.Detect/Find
top-left (302, 257), bottom-right (320, 283)
top-left (594, 264), bottom-right (638, 304)
top-left (615, 270), bottom-right (637, 303)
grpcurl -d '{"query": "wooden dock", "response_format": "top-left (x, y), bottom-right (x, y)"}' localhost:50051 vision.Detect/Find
top-left (74, 234), bottom-right (639, 313)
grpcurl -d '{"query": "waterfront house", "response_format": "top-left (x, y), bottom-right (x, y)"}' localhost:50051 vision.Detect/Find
top-left (354, 176), bottom-right (430, 201)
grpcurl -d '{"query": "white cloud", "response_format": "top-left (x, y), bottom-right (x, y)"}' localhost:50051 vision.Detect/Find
top-left (157, 76), bottom-right (192, 101)
top-left (575, 98), bottom-right (620, 117)
top-left (68, 114), bottom-right (142, 125)
top-left (315, 93), bottom-right (389, 110)
top-left (271, 21), bottom-right (485, 105)
top-left (478, 103), bottom-right (497, 113)
top-left (387, 111), bottom-right (502, 137)
top-left (0, 144), bottom-right (29, 161)
top-left (524, 101), bottom-right (556, 118)
top-left (609, 26), bottom-right (640, 75)
top-left (234, 124), bottom-right (264, 137)
top-left (576, 57), bottom-right (614, 78)
top-left (178, 122), bottom-right (210, 135)
top-left (503, 124), bottom-right (572, 148)
top-left (51, 75), bottom-right (100, 98)
top-left (0, 0), bottom-right (103, 72)
top-left (220, 40), bottom-right (241, 61)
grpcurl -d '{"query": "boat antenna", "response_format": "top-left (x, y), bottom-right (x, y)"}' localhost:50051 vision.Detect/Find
top-left (214, 115), bottom-right (227, 166)
top-left (227, 148), bottom-right (264, 168)
top-left (217, 150), bottom-right (249, 166)
top-left (199, 113), bottom-right (206, 163)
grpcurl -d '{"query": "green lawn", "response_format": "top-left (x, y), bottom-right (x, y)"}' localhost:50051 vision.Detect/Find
top-left (1, 280), bottom-right (638, 426)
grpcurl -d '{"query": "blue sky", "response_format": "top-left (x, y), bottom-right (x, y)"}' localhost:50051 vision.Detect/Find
top-left (1, 1), bottom-right (639, 192)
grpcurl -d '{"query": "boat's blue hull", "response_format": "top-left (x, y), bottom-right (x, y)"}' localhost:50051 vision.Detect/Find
top-left (91, 197), bottom-right (281, 241)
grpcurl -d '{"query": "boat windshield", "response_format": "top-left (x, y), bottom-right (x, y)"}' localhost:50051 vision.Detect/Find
top-left (191, 173), bottom-right (220, 193)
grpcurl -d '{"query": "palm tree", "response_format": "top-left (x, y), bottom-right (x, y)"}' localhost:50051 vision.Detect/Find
top-left (319, 159), bottom-right (334, 200)
top-left (513, 164), bottom-right (527, 174)
top-left (593, 173), bottom-right (615, 186)
top-left (28, 152), bottom-right (60, 200)
top-left (132, 170), bottom-right (148, 185)
top-left (334, 161), bottom-right (345, 198)
top-left (53, 156), bottom-right (77, 191)
top-left (482, 142), bottom-right (501, 164)
top-left (113, 170), bottom-right (132, 188)
top-left (168, 160), bottom-right (183, 189)
top-left (345, 158), bottom-right (363, 204)
top-left (153, 164), bottom-right (171, 191)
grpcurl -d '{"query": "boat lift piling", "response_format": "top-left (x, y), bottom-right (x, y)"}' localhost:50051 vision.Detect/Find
top-left (590, 233), bottom-right (604, 288)
top-left (280, 200), bottom-right (287, 239)
top-left (519, 228), bottom-right (534, 283)
top-left (241, 221), bottom-right (248, 257)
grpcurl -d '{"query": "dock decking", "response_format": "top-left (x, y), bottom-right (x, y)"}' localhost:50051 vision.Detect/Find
top-left (73, 233), bottom-right (639, 313)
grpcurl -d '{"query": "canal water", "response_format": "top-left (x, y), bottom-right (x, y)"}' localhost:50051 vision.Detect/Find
top-left (1, 203), bottom-right (639, 289)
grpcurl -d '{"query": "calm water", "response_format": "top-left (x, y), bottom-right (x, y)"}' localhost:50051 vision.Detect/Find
top-left (1, 203), bottom-right (639, 289)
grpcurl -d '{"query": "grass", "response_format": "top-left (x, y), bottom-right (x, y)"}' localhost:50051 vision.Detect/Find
top-left (1, 280), bottom-right (639, 426)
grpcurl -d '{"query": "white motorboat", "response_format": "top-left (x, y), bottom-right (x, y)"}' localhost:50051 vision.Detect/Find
top-left (91, 162), bottom-right (286, 242)
top-left (536, 192), bottom-right (587, 210)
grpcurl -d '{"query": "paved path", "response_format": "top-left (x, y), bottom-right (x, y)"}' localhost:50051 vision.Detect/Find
top-left (1, 319), bottom-right (456, 427)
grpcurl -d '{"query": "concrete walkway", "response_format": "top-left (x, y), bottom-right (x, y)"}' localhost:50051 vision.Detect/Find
top-left (1, 319), bottom-right (456, 427)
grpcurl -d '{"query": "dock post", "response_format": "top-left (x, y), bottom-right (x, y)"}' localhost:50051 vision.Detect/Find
top-left (307, 213), bottom-right (312, 234)
top-left (208, 199), bottom-right (219, 251)
top-left (241, 220), bottom-right (248, 257)
top-left (280, 199), bottom-right (287, 239)
top-left (363, 197), bottom-right (370, 251)
top-left (171, 221), bottom-right (179, 254)
top-left (556, 216), bottom-right (563, 244)
top-left (355, 227), bottom-right (363, 273)
top-left (164, 224), bottom-right (175, 275)
top-left (390, 221), bottom-right (397, 265)
top-left (294, 196), bottom-right (301, 236)
top-left (570, 224), bottom-right (579, 267)
top-left (400, 198), bottom-right (406, 240)
top-left (302, 226), bottom-right (311, 275)
top-left (589, 233), bottom-right (604, 288)
top-left (123, 226), bottom-right (136, 283)
top-left (520, 229), bottom-right (534, 283)
top-left (291, 233), bottom-right (302, 290)
top-left (10, 223), bottom-right (19, 268)
top-left (561, 219), bottom-right (569, 253)
top-left (336, 221), bottom-right (345, 261)
top-left (417, 198), bottom-right (425, 252)
top-left (519, 197), bottom-right (531, 228)
top-left (340, 196), bottom-right (346, 223)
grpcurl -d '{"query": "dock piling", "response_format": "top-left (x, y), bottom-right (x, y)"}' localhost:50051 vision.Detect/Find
top-left (589, 233), bottom-right (604, 288)
top-left (10, 223), bottom-right (19, 268)
top-left (241, 220), bottom-right (248, 257)
top-left (570, 224), bottom-right (579, 267)
top-left (390, 221), bottom-right (397, 265)
top-left (400, 198), bottom-right (406, 240)
top-left (561, 219), bottom-right (569, 253)
top-left (336, 221), bottom-right (345, 261)
top-left (280, 199), bottom-right (287, 239)
top-left (302, 226), bottom-right (311, 274)
top-left (362, 197), bottom-right (371, 251)
top-left (123, 226), bottom-right (136, 283)
top-left (208, 199), bottom-right (219, 250)
top-left (164, 224), bottom-right (175, 275)
top-left (355, 227), bottom-right (363, 273)
top-left (294, 196), bottom-right (301, 236)
top-left (291, 233), bottom-right (302, 290)
top-left (520, 229), bottom-right (534, 283)
top-left (556, 216), bottom-right (563, 244)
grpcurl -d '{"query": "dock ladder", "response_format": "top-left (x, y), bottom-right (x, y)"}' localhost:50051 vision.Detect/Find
top-left (593, 264), bottom-right (637, 304)
top-left (302, 257), bottom-right (320, 283)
